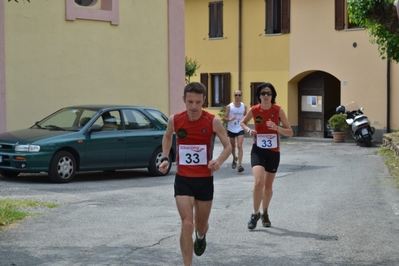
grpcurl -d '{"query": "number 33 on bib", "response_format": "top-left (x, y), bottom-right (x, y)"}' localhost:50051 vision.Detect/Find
top-left (179, 144), bottom-right (208, 165)
top-left (256, 134), bottom-right (278, 149)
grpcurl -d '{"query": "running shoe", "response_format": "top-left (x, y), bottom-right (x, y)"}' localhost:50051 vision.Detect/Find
top-left (261, 212), bottom-right (271, 227)
top-left (194, 232), bottom-right (206, 256)
top-left (238, 165), bottom-right (244, 172)
top-left (247, 212), bottom-right (261, 230)
top-left (232, 157), bottom-right (237, 169)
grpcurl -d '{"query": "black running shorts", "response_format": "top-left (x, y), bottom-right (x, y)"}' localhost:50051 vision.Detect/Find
top-left (250, 144), bottom-right (280, 173)
top-left (174, 174), bottom-right (214, 201)
top-left (227, 130), bottom-right (245, 138)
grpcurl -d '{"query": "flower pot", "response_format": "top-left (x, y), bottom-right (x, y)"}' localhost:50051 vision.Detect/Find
top-left (332, 131), bottom-right (346, 143)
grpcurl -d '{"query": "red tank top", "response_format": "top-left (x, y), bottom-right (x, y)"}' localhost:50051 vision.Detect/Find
top-left (251, 104), bottom-right (281, 152)
top-left (174, 110), bottom-right (215, 178)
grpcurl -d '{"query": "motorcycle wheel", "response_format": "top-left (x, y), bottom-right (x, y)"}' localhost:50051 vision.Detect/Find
top-left (363, 135), bottom-right (372, 147)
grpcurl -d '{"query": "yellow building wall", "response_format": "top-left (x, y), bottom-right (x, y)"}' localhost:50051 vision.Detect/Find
top-left (4, 0), bottom-right (170, 131)
top-left (185, 0), bottom-right (291, 121)
top-left (290, 0), bottom-right (399, 132)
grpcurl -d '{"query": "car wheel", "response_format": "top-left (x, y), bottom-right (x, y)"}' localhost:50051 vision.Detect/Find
top-left (48, 151), bottom-right (76, 183)
top-left (148, 146), bottom-right (171, 176)
top-left (0, 170), bottom-right (20, 178)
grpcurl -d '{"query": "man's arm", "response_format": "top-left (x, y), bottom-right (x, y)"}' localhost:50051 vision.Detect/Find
top-left (223, 104), bottom-right (232, 122)
top-left (208, 117), bottom-right (232, 171)
top-left (159, 115), bottom-right (175, 173)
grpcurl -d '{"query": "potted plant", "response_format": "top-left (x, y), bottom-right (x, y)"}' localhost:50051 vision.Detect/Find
top-left (328, 113), bottom-right (348, 142)
top-left (218, 105), bottom-right (228, 130)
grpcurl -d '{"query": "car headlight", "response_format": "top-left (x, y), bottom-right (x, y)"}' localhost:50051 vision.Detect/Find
top-left (14, 145), bottom-right (41, 152)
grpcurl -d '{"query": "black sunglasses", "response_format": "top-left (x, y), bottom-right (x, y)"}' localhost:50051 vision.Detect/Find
top-left (260, 91), bottom-right (273, 96)
top-left (235, 94), bottom-right (242, 97)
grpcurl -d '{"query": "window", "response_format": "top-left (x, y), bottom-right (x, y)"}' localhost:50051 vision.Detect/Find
top-left (209, 1), bottom-right (223, 38)
top-left (265, 0), bottom-right (290, 35)
top-left (93, 110), bottom-right (121, 131)
top-left (335, 0), bottom-right (360, 30)
top-left (122, 110), bottom-right (153, 130)
top-left (200, 73), bottom-right (209, 107)
top-left (210, 73), bottom-right (230, 107)
top-left (250, 82), bottom-right (264, 106)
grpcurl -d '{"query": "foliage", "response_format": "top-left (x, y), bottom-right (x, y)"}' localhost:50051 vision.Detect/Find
top-left (378, 133), bottom-right (399, 188)
top-left (347, 0), bottom-right (399, 62)
top-left (218, 105), bottom-right (227, 128)
top-left (185, 56), bottom-right (200, 84)
top-left (8, 0), bottom-right (30, 2)
top-left (328, 113), bottom-right (348, 132)
top-left (0, 198), bottom-right (59, 229)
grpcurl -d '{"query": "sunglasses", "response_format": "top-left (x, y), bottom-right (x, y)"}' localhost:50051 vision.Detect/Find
top-left (260, 91), bottom-right (273, 96)
top-left (235, 94), bottom-right (242, 97)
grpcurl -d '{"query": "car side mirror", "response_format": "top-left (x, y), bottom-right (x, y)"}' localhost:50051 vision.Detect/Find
top-left (88, 124), bottom-right (103, 133)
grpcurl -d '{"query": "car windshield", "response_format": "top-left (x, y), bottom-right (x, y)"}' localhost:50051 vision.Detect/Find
top-left (146, 109), bottom-right (168, 128)
top-left (33, 108), bottom-right (98, 131)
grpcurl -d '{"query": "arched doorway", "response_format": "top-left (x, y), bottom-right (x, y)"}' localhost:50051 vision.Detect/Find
top-left (297, 71), bottom-right (340, 138)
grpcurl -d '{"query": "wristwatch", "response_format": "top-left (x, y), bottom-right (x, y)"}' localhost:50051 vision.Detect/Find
top-left (160, 156), bottom-right (169, 163)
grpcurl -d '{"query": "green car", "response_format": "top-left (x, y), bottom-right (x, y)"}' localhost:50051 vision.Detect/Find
top-left (0, 105), bottom-right (176, 183)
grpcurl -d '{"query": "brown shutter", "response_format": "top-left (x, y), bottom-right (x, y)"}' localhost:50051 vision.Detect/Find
top-left (335, 0), bottom-right (345, 30)
top-left (265, 0), bottom-right (273, 34)
top-left (221, 73), bottom-right (231, 106)
top-left (209, 3), bottom-right (215, 38)
top-left (216, 2), bottom-right (223, 37)
top-left (200, 73), bottom-right (209, 107)
top-left (281, 0), bottom-right (290, 33)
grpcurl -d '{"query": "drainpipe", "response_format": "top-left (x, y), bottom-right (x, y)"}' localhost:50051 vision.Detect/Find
top-left (387, 55), bottom-right (391, 133)
top-left (238, 0), bottom-right (242, 91)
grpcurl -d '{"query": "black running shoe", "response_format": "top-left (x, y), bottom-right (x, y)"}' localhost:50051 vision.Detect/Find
top-left (237, 165), bottom-right (244, 172)
top-left (232, 157), bottom-right (237, 169)
top-left (261, 212), bottom-right (271, 227)
top-left (194, 232), bottom-right (206, 256)
top-left (247, 212), bottom-right (261, 230)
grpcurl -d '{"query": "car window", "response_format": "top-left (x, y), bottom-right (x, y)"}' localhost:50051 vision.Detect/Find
top-left (122, 109), bottom-right (153, 130)
top-left (93, 110), bottom-right (122, 131)
top-left (39, 108), bottom-right (97, 130)
top-left (146, 109), bottom-right (168, 128)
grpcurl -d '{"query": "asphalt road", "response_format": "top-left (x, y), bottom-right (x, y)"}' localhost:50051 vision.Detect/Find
top-left (1, 137), bottom-right (399, 266)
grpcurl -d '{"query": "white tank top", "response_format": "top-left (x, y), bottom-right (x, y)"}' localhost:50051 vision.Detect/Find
top-left (227, 102), bottom-right (245, 133)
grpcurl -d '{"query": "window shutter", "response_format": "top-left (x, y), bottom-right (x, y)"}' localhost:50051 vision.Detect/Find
top-left (281, 0), bottom-right (290, 33)
top-left (216, 2), bottom-right (223, 37)
top-left (209, 3), bottom-right (215, 38)
top-left (221, 73), bottom-right (231, 106)
top-left (265, 0), bottom-right (273, 34)
top-left (201, 73), bottom-right (209, 107)
top-left (334, 0), bottom-right (345, 30)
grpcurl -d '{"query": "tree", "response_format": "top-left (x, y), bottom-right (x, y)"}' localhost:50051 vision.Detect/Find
top-left (185, 56), bottom-right (200, 84)
top-left (8, 0), bottom-right (30, 2)
top-left (347, 0), bottom-right (399, 62)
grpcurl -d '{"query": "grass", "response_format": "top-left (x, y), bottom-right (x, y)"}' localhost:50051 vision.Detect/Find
top-left (0, 198), bottom-right (60, 230)
top-left (377, 133), bottom-right (399, 187)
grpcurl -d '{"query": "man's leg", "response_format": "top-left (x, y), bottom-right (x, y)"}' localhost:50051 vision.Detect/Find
top-left (237, 134), bottom-right (245, 171)
top-left (229, 137), bottom-right (237, 169)
top-left (193, 199), bottom-right (212, 256)
top-left (194, 200), bottom-right (212, 237)
top-left (175, 195), bottom-right (195, 266)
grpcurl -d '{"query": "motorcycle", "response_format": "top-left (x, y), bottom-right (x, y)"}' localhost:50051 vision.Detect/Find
top-left (336, 101), bottom-right (375, 147)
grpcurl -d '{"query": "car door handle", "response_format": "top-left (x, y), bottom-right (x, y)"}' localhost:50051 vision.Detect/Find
top-left (117, 138), bottom-right (124, 141)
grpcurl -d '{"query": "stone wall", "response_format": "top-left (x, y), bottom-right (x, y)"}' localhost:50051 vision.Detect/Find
top-left (381, 132), bottom-right (399, 158)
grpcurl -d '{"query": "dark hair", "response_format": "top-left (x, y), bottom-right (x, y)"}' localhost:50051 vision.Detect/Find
top-left (184, 82), bottom-right (207, 98)
top-left (256, 82), bottom-right (277, 104)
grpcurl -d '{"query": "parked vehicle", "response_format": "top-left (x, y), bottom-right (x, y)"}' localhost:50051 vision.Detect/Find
top-left (0, 105), bottom-right (176, 183)
top-left (336, 102), bottom-right (375, 147)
